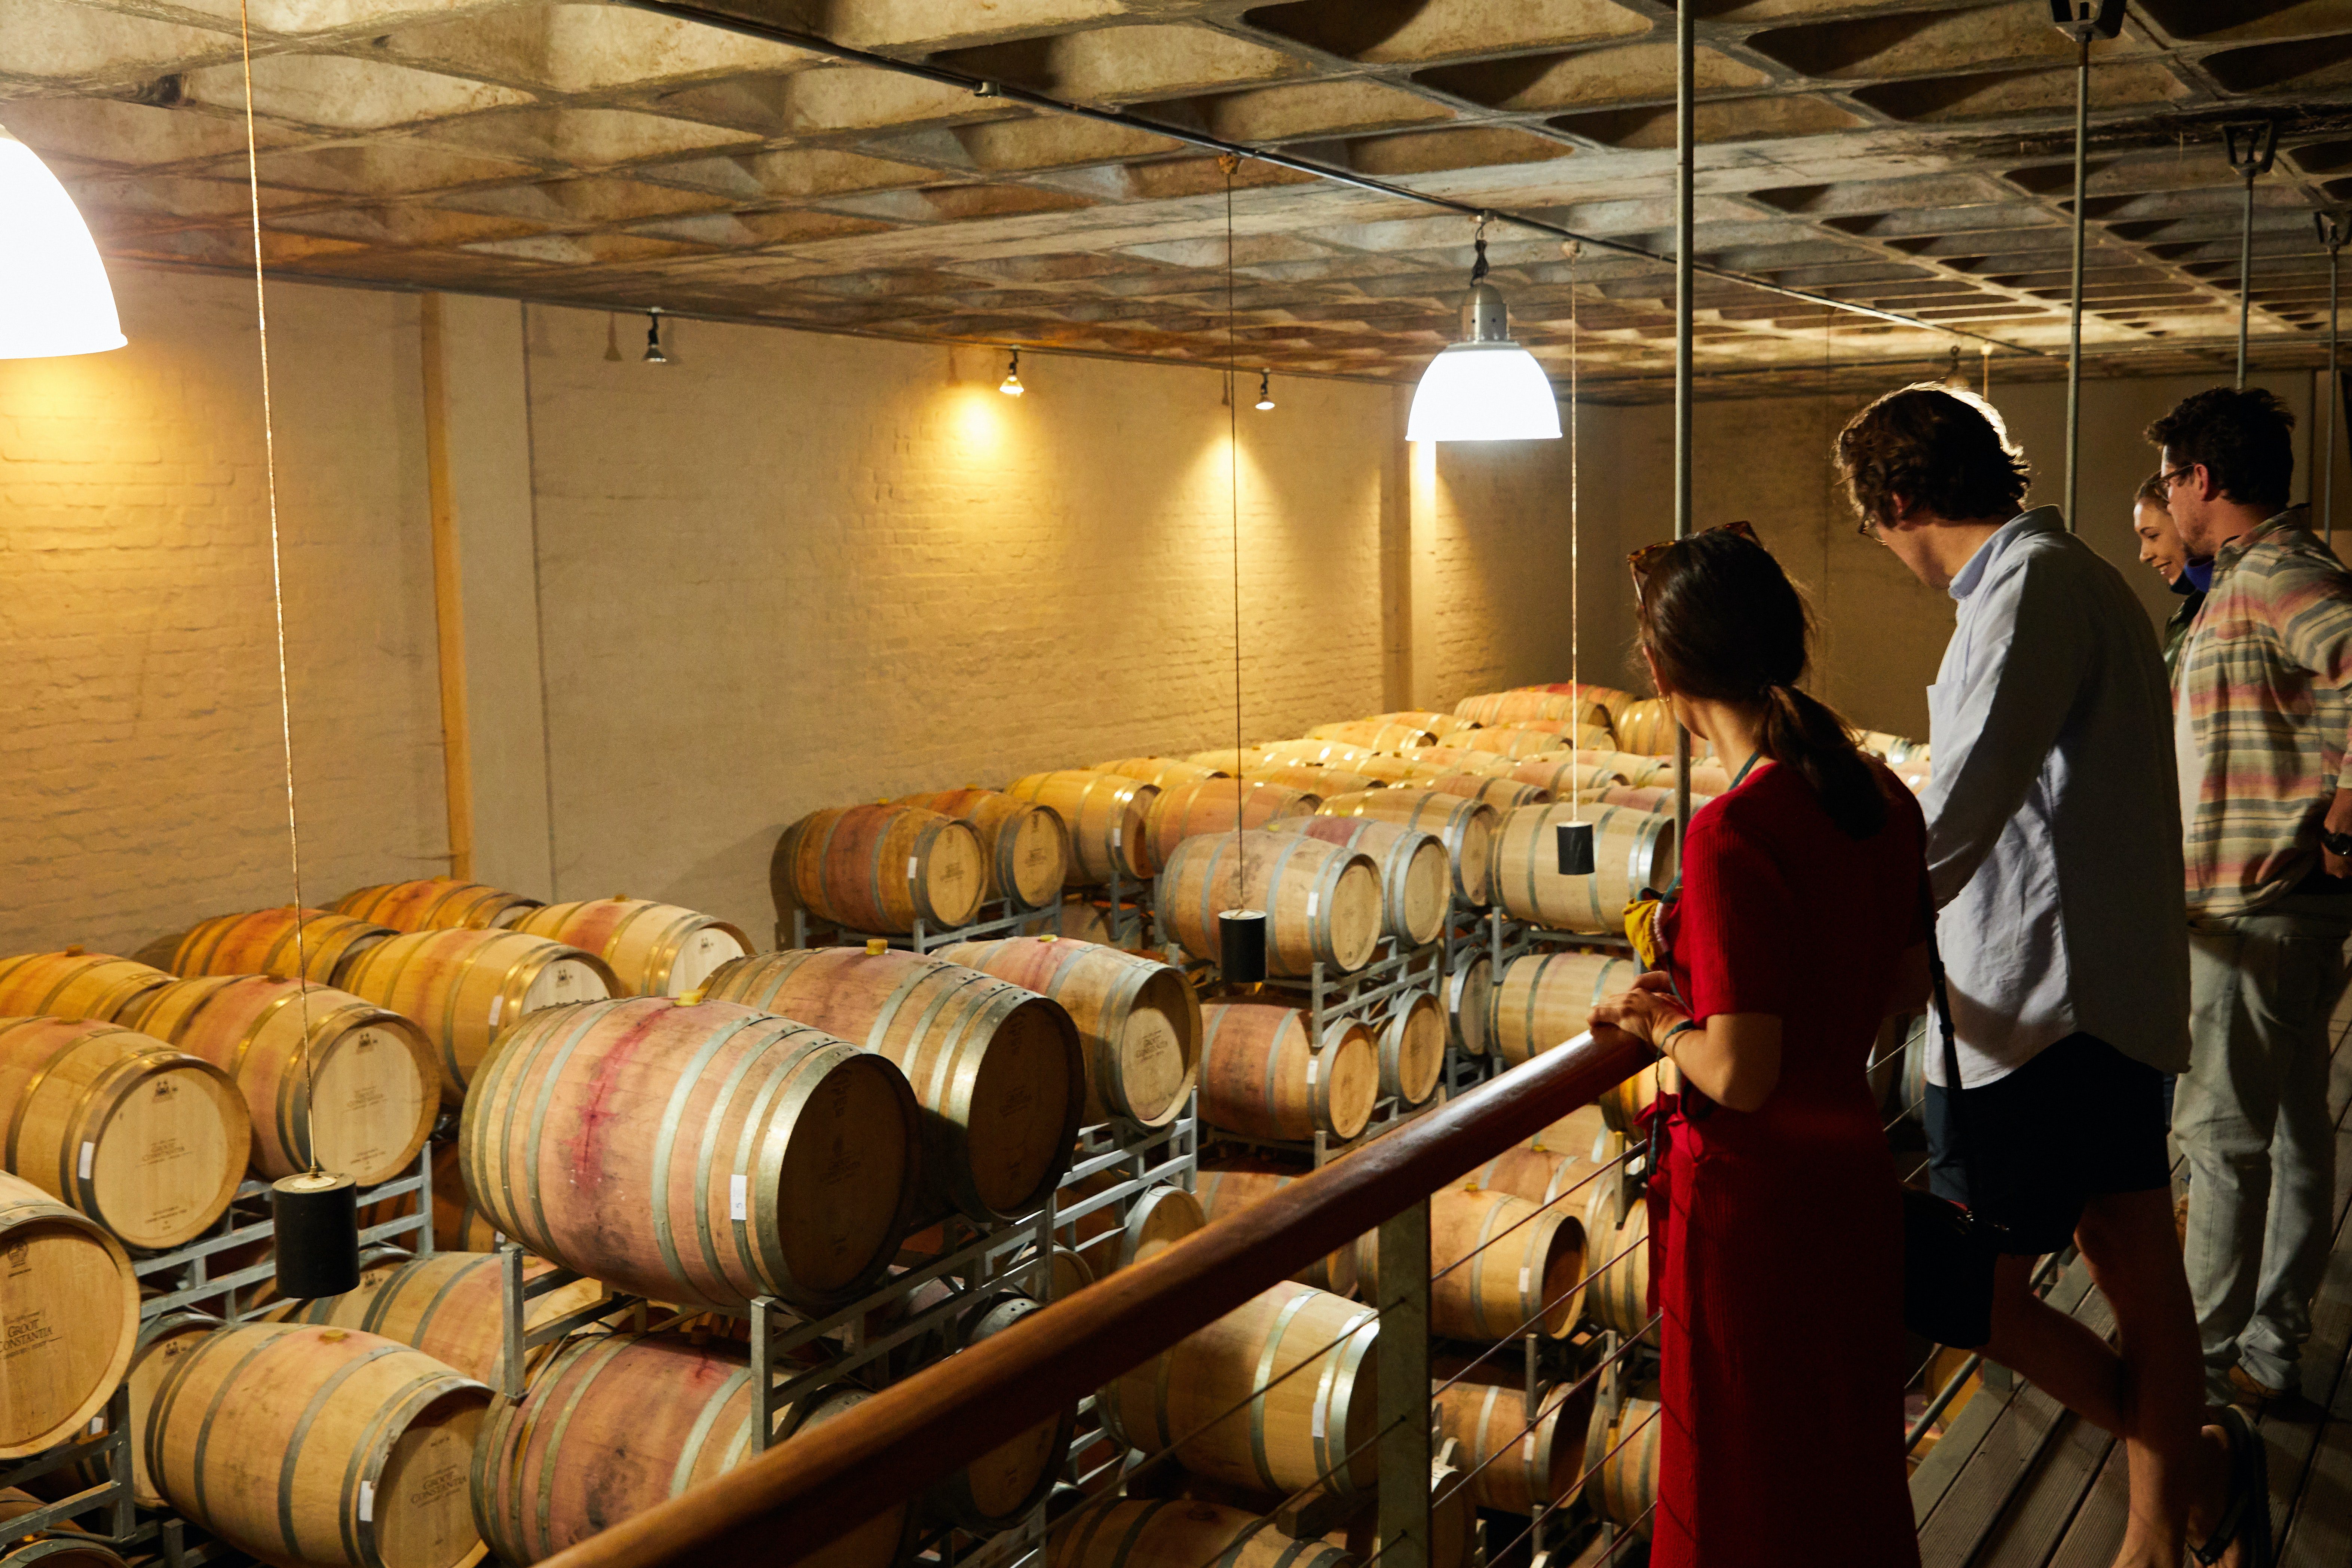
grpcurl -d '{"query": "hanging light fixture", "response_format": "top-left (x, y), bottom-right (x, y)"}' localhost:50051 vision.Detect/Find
top-left (0, 125), bottom-right (126, 359)
top-left (642, 307), bottom-right (669, 364)
top-left (1406, 217), bottom-right (1560, 442)
top-left (1253, 370), bottom-right (1274, 411)
top-left (999, 348), bottom-right (1025, 396)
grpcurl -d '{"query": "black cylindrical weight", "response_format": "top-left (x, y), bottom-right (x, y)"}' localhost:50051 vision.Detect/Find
top-left (1557, 820), bottom-right (1595, 876)
top-left (271, 1171), bottom-right (361, 1299)
top-left (1219, 909), bottom-right (1268, 984)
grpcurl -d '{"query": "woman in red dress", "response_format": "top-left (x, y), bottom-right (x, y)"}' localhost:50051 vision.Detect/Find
top-left (1590, 523), bottom-right (1927, 1568)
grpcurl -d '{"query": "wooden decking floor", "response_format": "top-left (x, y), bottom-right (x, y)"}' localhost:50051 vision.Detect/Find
top-left (1909, 996), bottom-right (2352, 1568)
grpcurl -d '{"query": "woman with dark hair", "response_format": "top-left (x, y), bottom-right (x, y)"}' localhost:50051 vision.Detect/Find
top-left (1589, 521), bottom-right (1928, 1568)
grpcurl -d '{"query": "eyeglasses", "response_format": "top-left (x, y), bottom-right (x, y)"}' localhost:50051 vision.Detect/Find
top-left (2159, 462), bottom-right (2198, 493)
top-left (1629, 519), bottom-right (1760, 606)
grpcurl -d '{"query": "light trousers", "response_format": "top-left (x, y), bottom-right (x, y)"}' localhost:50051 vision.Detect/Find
top-left (2175, 896), bottom-right (2352, 1399)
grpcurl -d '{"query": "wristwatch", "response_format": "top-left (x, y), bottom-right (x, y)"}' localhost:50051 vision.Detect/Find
top-left (2325, 829), bottom-right (2352, 858)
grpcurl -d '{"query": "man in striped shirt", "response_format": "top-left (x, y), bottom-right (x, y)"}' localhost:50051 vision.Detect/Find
top-left (2155, 385), bottom-right (2352, 1413)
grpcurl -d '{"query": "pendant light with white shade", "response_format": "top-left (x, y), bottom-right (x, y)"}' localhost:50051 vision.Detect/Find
top-left (0, 125), bottom-right (126, 359)
top-left (1405, 218), bottom-right (1560, 443)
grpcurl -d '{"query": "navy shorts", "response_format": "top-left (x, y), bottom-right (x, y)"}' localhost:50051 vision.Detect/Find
top-left (1923, 1032), bottom-right (2172, 1256)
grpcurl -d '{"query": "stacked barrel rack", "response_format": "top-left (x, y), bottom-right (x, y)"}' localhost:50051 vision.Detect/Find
top-left (0, 684), bottom-right (1933, 1568)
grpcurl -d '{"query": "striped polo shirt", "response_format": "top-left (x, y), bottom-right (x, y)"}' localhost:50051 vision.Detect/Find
top-left (2176, 509), bottom-right (2352, 918)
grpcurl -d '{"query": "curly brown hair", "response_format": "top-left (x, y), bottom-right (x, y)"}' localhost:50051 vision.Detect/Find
top-left (2144, 387), bottom-right (2294, 512)
top-left (1834, 384), bottom-right (2032, 529)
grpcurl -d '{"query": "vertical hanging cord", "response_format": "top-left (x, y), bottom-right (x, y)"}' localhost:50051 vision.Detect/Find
top-left (1223, 156), bottom-right (1245, 908)
top-left (1568, 245), bottom-right (1581, 826)
top-left (237, 0), bottom-right (318, 1173)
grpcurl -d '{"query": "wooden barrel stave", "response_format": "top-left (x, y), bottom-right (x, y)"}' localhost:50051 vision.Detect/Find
top-left (1445, 952), bottom-right (1491, 1058)
top-left (1097, 1281), bottom-right (1378, 1496)
top-left (1584, 1396), bottom-right (1662, 1534)
top-left (776, 806), bottom-right (986, 936)
top-left (338, 928), bottom-right (615, 1105)
top-left (1004, 772), bottom-right (1158, 885)
top-left (1303, 720), bottom-right (1439, 753)
top-left (0, 954), bottom-right (171, 1024)
top-left (1262, 817), bottom-right (1448, 949)
top-left (700, 949), bottom-right (1082, 1225)
top-left (1142, 780), bottom-right (1319, 872)
top-left (895, 791), bottom-right (1072, 912)
top-left (0, 1019), bottom-right (249, 1250)
top-left (1586, 1199), bottom-right (1652, 1338)
top-left (1094, 756), bottom-right (1227, 788)
top-left (936, 936), bottom-right (1198, 1130)
top-left (167, 907), bottom-right (394, 988)
top-left (1193, 1166), bottom-right (1356, 1296)
top-left (462, 996), bottom-right (919, 1314)
top-left (1423, 774), bottom-right (1552, 811)
top-left (1610, 700), bottom-right (1680, 756)
top-left (1374, 992), bottom-right (1445, 1108)
top-left (1487, 950), bottom-right (1640, 1070)
top-left (511, 898), bottom-right (750, 998)
top-left (120, 976), bottom-right (435, 1186)
top-left (921, 1292), bottom-right (1077, 1531)
top-left (1433, 1375), bottom-right (1593, 1515)
top-left (1362, 1186), bottom-right (1583, 1339)
top-left (1154, 832), bottom-right (1383, 977)
top-left (1196, 1001), bottom-right (1377, 1143)
top-left (1051, 1500), bottom-right (1352, 1568)
top-left (1491, 804), bottom-right (1677, 936)
top-left (0, 1173), bottom-right (138, 1459)
top-left (331, 878), bottom-right (542, 932)
top-left (1452, 691), bottom-right (1610, 731)
top-left (1315, 790), bottom-right (1498, 908)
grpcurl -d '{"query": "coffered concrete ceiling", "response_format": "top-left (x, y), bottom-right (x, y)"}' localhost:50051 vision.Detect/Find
top-left (9, 0), bottom-right (2352, 399)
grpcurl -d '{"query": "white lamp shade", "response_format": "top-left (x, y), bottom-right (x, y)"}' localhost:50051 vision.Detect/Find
top-left (0, 127), bottom-right (126, 359)
top-left (1405, 340), bottom-right (1560, 442)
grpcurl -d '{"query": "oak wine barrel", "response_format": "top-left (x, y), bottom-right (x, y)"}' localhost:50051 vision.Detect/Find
top-left (1142, 780), bottom-right (1319, 871)
top-left (147, 1322), bottom-right (490, 1568)
top-left (70, 1309), bottom-right (215, 1506)
top-left (1094, 756), bottom-right (1226, 788)
top-left (1254, 739), bottom-right (1376, 773)
top-left (1244, 765), bottom-right (1376, 798)
top-left (1192, 1166), bottom-right (1357, 1296)
top-left (895, 791), bottom-right (1072, 912)
top-left (166, 907), bottom-right (395, 987)
top-left (1004, 772), bottom-right (1158, 885)
top-left (1362, 1186), bottom-right (1584, 1338)
top-left (0, 1019), bottom-right (248, 1250)
top-left (1079, 1182), bottom-right (1203, 1278)
top-left (1453, 691), bottom-right (1609, 730)
top-left (1488, 950), bottom-right (1640, 1069)
top-left (1329, 1460), bottom-right (1474, 1568)
top-left (357, 1142), bottom-right (495, 1254)
top-left (1316, 790), bottom-right (1499, 907)
top-left (1609, 700), bottom-right (1681, 756)
top-left (1491, 804), bottom-right (1678, 936)
top-left (462, 996), bottom-right (919, 1314)
top-left (1098, 1281), bottom-right (1378, 1495)
top-left (1434, 1375), bottom-right (1593, 1515)
top-left (1376, 992), bottom-right (1445, 1108)
top-left (1424, 775), bottom-right (1552, 812)
top-left (1197, 1000), bottom-right (1377, 1143)
top-left (1183, 748), bottom-right (1268, 777)
top-left (1595, 784), bottom-right (1715, 814)
top-left (1395, 746), bottom-right (1524, 778)
top-left (1262, 817), bottom-right (1448, 949)
top-left (1155, 832), bottom-right (1384, 977)
top-left (1586, 1200), bottom-right (1652, 1338)
top-left (1516, 681), bottom-right (1638, 720)
top-left (1053, 1501), bottom-right (1351, 1568)
top-left (937, 936), bottom-right (1197, 1130)
top-left (510, 898), bottom-right (750, 998)
top-left (332, 879), bottom-right (541, 932)
top-left (1364, 710), bottom-right (1478, 740)
top-left (338, 928), bottom-right (614, 1103)
top-left (270, 1251), bottom-right (603, 1388)
top-left (1471, 1127), bottom-right (1617, 1228)
top-left (0, 1172), bottom-right (138, 1459)
top-left (1055, 898), bottom-right (1125, 947)
top-left (1445, 952), bottom-right (1491, 1057)
top-left (0, 1489), bottom-right (125, 1567)
top-left (1584, 1396), bottom-right (1661, 1535)
top-left (776, 805), bottom-right (985, 935)
top-left (0, 953), bottom-right (171, 1023)
top-left (921, 1291), bottom-right (1078, 1531)
top-left (701, 948), bottom-right (1082, 1224)
top-left (1486, 718), bottom-right (1614, 748)
top-left (1352, 755), bottom-right (1455, 787)
top-left (1303, 720), bottom-right (1437, 753)
top-left (120, 976), bottom-right (434, 1186)
top-left (1506, 758), bottom-right (1621, 800)
top-left (474, 1330), bottom-right (906, 1568)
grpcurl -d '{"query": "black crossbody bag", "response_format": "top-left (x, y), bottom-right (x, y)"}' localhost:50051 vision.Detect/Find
top-left (1900, 891), bottom-right (2005, 1348)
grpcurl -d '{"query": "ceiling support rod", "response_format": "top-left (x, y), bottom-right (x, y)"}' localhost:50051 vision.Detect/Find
top-left (1674, 0), bottom-right (1696, 837)
top-left (2225, 122), bottom-right (2279, 389)
top-left (2048, 0), bottom-right (2122, 534)
top-left (2322, 212), bottom-right (2348, 546)
top-left (615, 0), bottom-right (2054, 359)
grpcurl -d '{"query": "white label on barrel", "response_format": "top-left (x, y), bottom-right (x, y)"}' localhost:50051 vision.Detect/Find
top-left (906, 857), bottom-right (918, 881)
top-left (729, 1175), bottom-right (747, 1221)
top-left (89, 1417), bottom-right (102, 1435)
top-left (1307, 891), bottom-right (1318, 917)
top-left (1112, 826), bottom-right (1122, 848)
top-left (77, 1142), bottom-right (93, 1180)
top-left (1519, 1267), bottom-right (1530, 1295)
top-left (359, 1483), bottom-right (374, 1522)
top-left (1523, 1431), bottom-right (1537, 1461)
top-left (1311, 1402), bottom-right (1326, 1438)
top-left (1306, 1056), bottom-right (1318, 1086)
top-left (488, 995), bottom-right (503, 1025)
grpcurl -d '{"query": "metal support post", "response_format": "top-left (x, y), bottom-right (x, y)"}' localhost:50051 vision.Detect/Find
top-left (2321, 211), bottom-right (2348, 546)
top-left (1673, 0), bottom-right (1694, 837)
top-left (1375, 1196), bottom-right (1431, 1568)
top-left (753, 1295), bottom-right (779, 1451)
top-left (500, 1243), bottom-right (528, 1399)
top-left (2223, 121), bottom-right (2278, 388)
top-left (2064, 28), bottom-right (2088, 532)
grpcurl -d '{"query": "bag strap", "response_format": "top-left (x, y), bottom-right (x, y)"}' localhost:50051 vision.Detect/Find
top-left (1920, 869), bottom-right (1970, 1164)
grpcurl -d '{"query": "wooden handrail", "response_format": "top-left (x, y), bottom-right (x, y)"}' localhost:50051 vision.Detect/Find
top-left (539, 1029), bottom-right (1649, 1568)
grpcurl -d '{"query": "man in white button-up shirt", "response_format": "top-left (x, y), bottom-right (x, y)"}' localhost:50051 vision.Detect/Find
top-left (1835, 385), bottom-right (2242, 1568)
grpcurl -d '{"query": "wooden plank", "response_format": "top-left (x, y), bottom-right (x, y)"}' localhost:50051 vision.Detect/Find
top-left (2270, 1114), bottom-right (2352, 1564)
top-left (1974, 1407), bottom-right (2115, 1568)
top-left (2040, 1442), bottom-right (2129, 1568)
top-left (418, 291), bottom-right (475, 882)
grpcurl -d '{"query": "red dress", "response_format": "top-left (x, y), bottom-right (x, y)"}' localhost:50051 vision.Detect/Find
top-left (1647, 760), bottom-right (1923, 1568)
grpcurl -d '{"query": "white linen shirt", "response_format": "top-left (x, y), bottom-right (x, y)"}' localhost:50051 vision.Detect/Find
top-left (1921, 507), bottom-right (2192, 1086)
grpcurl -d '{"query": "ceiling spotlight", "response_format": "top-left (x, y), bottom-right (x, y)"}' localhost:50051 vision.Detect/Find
top-left (1254, 370), bottom-right (1275, 411)
top-left (0, 125), bottom-right (126, 359)
top-left (999, 348), bottom-right (1025, 396)
top-left (1405, 224), bottom-right (1561, 443)
top-left (642, 307), bottom-right (668, 365)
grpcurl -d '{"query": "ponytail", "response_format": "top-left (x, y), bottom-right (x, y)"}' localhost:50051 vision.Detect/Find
top-left (1760, 685), bottom-right (1887, 841)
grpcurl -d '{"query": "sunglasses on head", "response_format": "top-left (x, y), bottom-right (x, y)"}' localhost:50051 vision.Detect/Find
top-left (1629, 519), bottom-right (1760, 605)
